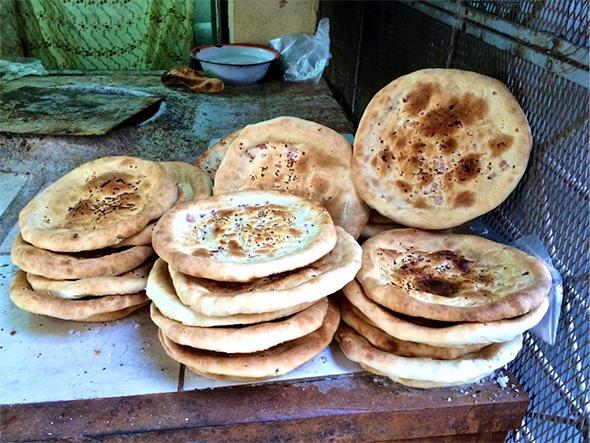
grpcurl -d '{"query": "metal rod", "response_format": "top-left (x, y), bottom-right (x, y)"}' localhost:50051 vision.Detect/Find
top-left (410, 1), bottom-right (589, 88)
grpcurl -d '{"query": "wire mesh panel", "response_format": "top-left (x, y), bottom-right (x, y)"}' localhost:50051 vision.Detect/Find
top-left (464, 0), bottom-right (589, 46)
top-left (452, 30), bottom-right (589, 442)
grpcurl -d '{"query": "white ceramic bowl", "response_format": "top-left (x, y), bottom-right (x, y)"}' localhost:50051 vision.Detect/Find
top-left (191, 44), bottom-right (280, 86)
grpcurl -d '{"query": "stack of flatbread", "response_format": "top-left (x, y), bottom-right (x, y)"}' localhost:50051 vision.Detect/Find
top-left (195, 116), bottom-right (371, 239)
top-left (10, 156), bottom-right (211, 322)
top-left (336, 228), bottom-right (552, 388)
top-left (149, 190), bottom-right (362, 381)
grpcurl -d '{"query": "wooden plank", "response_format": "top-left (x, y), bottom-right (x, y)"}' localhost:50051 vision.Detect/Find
top-left (1, 372), bottom-right (528, 441)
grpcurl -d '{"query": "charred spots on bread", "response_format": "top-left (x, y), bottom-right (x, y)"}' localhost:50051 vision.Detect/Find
top-left (403, 82), bottom-right (440, 115)
top-left (454, 154), bottom-right (481, 181)
top-left (418, 92), bottom-right (489, 138)
top-left (395, 180), bottom-right (412, 194)
top-left (454, 191), bottom-right (476, 207)
top-left (415, 276), bottom-right (460, 297)
top-left (488, 134), bottom-right (514, 157)
top-left (66, 173), bottom-right (143, 225)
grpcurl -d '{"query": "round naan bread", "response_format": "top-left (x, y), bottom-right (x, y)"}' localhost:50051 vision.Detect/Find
top-left (353, 69), bottom-right (532, 229)
top-left (146, 259), bottom-right (315, 327)
top-left (26, 261), bottom-right (152, 299)
top-left (340, 299), bottom-right (485, 359)
top-left (11, 234), bottom-right (154, 280)
top-left (213, 117), bottom-right (369, 238)
top-left (152, 190), bottom-right (337, 282)
top-left (158, 300), bottom-right (340, 381)
top-left (336, 323), bottom-right (522, 388)
top-left (194, 129), bottom-right (241, 179)
top-left (19, 156), bottom-right (177, 252)
top-left (10, 271), bottom-right (148, 322)
top-left (160, 161), bottom-right (212, 201)
top-left (343, 279), bottom-right (549, 347)
top-left (357, 229), bottom-right (552, 322)
top-left (168, 226), bottom-right (361, 316)
top-left (151, 298), bottom-right (327, 353)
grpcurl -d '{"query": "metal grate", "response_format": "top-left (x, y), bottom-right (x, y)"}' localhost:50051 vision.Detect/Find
top-left (449, 9), bottom-right (589, 443)
top-left (464, 0), bottom-right (589, 47)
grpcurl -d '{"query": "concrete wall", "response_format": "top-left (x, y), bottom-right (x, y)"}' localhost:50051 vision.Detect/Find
top-left (229, 0), bottom-right (318, 44)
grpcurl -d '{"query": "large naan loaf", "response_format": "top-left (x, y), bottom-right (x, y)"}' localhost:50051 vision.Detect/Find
top-left (353, 69), bottom-right (532, 229)
top-left (19, 156), bottom-right (177, 252)
top-left (357, 229), bottom-right (551, 322)
top-left (214, 117), bottom-right (369, 238)
top-left (152, 190), bottom-right (337, 282)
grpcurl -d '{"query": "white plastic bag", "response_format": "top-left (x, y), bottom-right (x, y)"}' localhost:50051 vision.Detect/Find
top-left (269, 18), bottom-right (331, 83)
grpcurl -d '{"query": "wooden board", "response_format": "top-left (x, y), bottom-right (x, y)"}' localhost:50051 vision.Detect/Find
top-left (0, 86), bottom-right (163, 135)
top-left (1, 372), bottom-right (528, 442)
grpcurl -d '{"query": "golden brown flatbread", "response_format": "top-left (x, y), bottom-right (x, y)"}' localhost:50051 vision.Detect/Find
top-left (213, 117), bottom-right (369, 238)
top-left (195, 129), bottom-right (241, 179)
top-left (10, 270), bottom-right (148, 321)
top-left (146, 258), bottom-right (316, 327)
top-left (113, 222), bottom-right (155, 247)
top-left (26, 261), bottom-right (152, 299)
top-left (357, 229), bottom-right (551, 322)
top-left (151, 298), bottom-right (327, 353)
top-left (160, 161), bottom-right (212, 201)
top-left (340, 299), bottom-right (485, 359)
top-left (343, 279), bottom-right (549, 347)
top-left (19, 156), bottom-right (177, 252)
top-left (336, 323), bottom-right (522, 388)
top-left (169, 226), bottom-right (360, 315)
top-left (158, 300), bottom-right (340, 380)
top-left (152, 190), bottom-right (337, 282)
top-left (11, 234), bottom-right (154, 280)
top-left (161, 67), bottom-right (224, 93)
top-left (353, 69), bottom-right (532, 229)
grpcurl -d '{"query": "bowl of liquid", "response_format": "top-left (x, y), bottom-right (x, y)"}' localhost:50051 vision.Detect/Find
top-left (191, 44), bottom-right (280, 86)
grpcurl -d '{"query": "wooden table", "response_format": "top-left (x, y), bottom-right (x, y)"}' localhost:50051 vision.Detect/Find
top-left (0, 74), bottom-right (527, 441)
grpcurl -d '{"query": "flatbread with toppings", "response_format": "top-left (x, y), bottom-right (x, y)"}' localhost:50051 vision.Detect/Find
top-left (11, 233), bottom-right (154, 280)
top-left (10, 271), bottom-right (148, 322)
top-left (19, 156), bottom-right (177, 252)
top-left (353, 69), bottom-right (532, 229)
top-left (169, 226), bottom-right (360, 315)
top-left (357, 229), bottom-right (552, 322)
top-left (158, 300), bottom-right (340, 380)
top-left (146, 258), bottom-right (315, 327)
top-left (152, 190), bottom-right (337, 282)
top-left (195, 129), bottom-right (241, 179)
top-left (336, 323), bottom-right (522, 388)
top-left (151, 298), bottom-right (327, 353)
top-left (213, 117), bottom-right (369, 238)
top-left (343, 279), bottom-right (549, 347)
